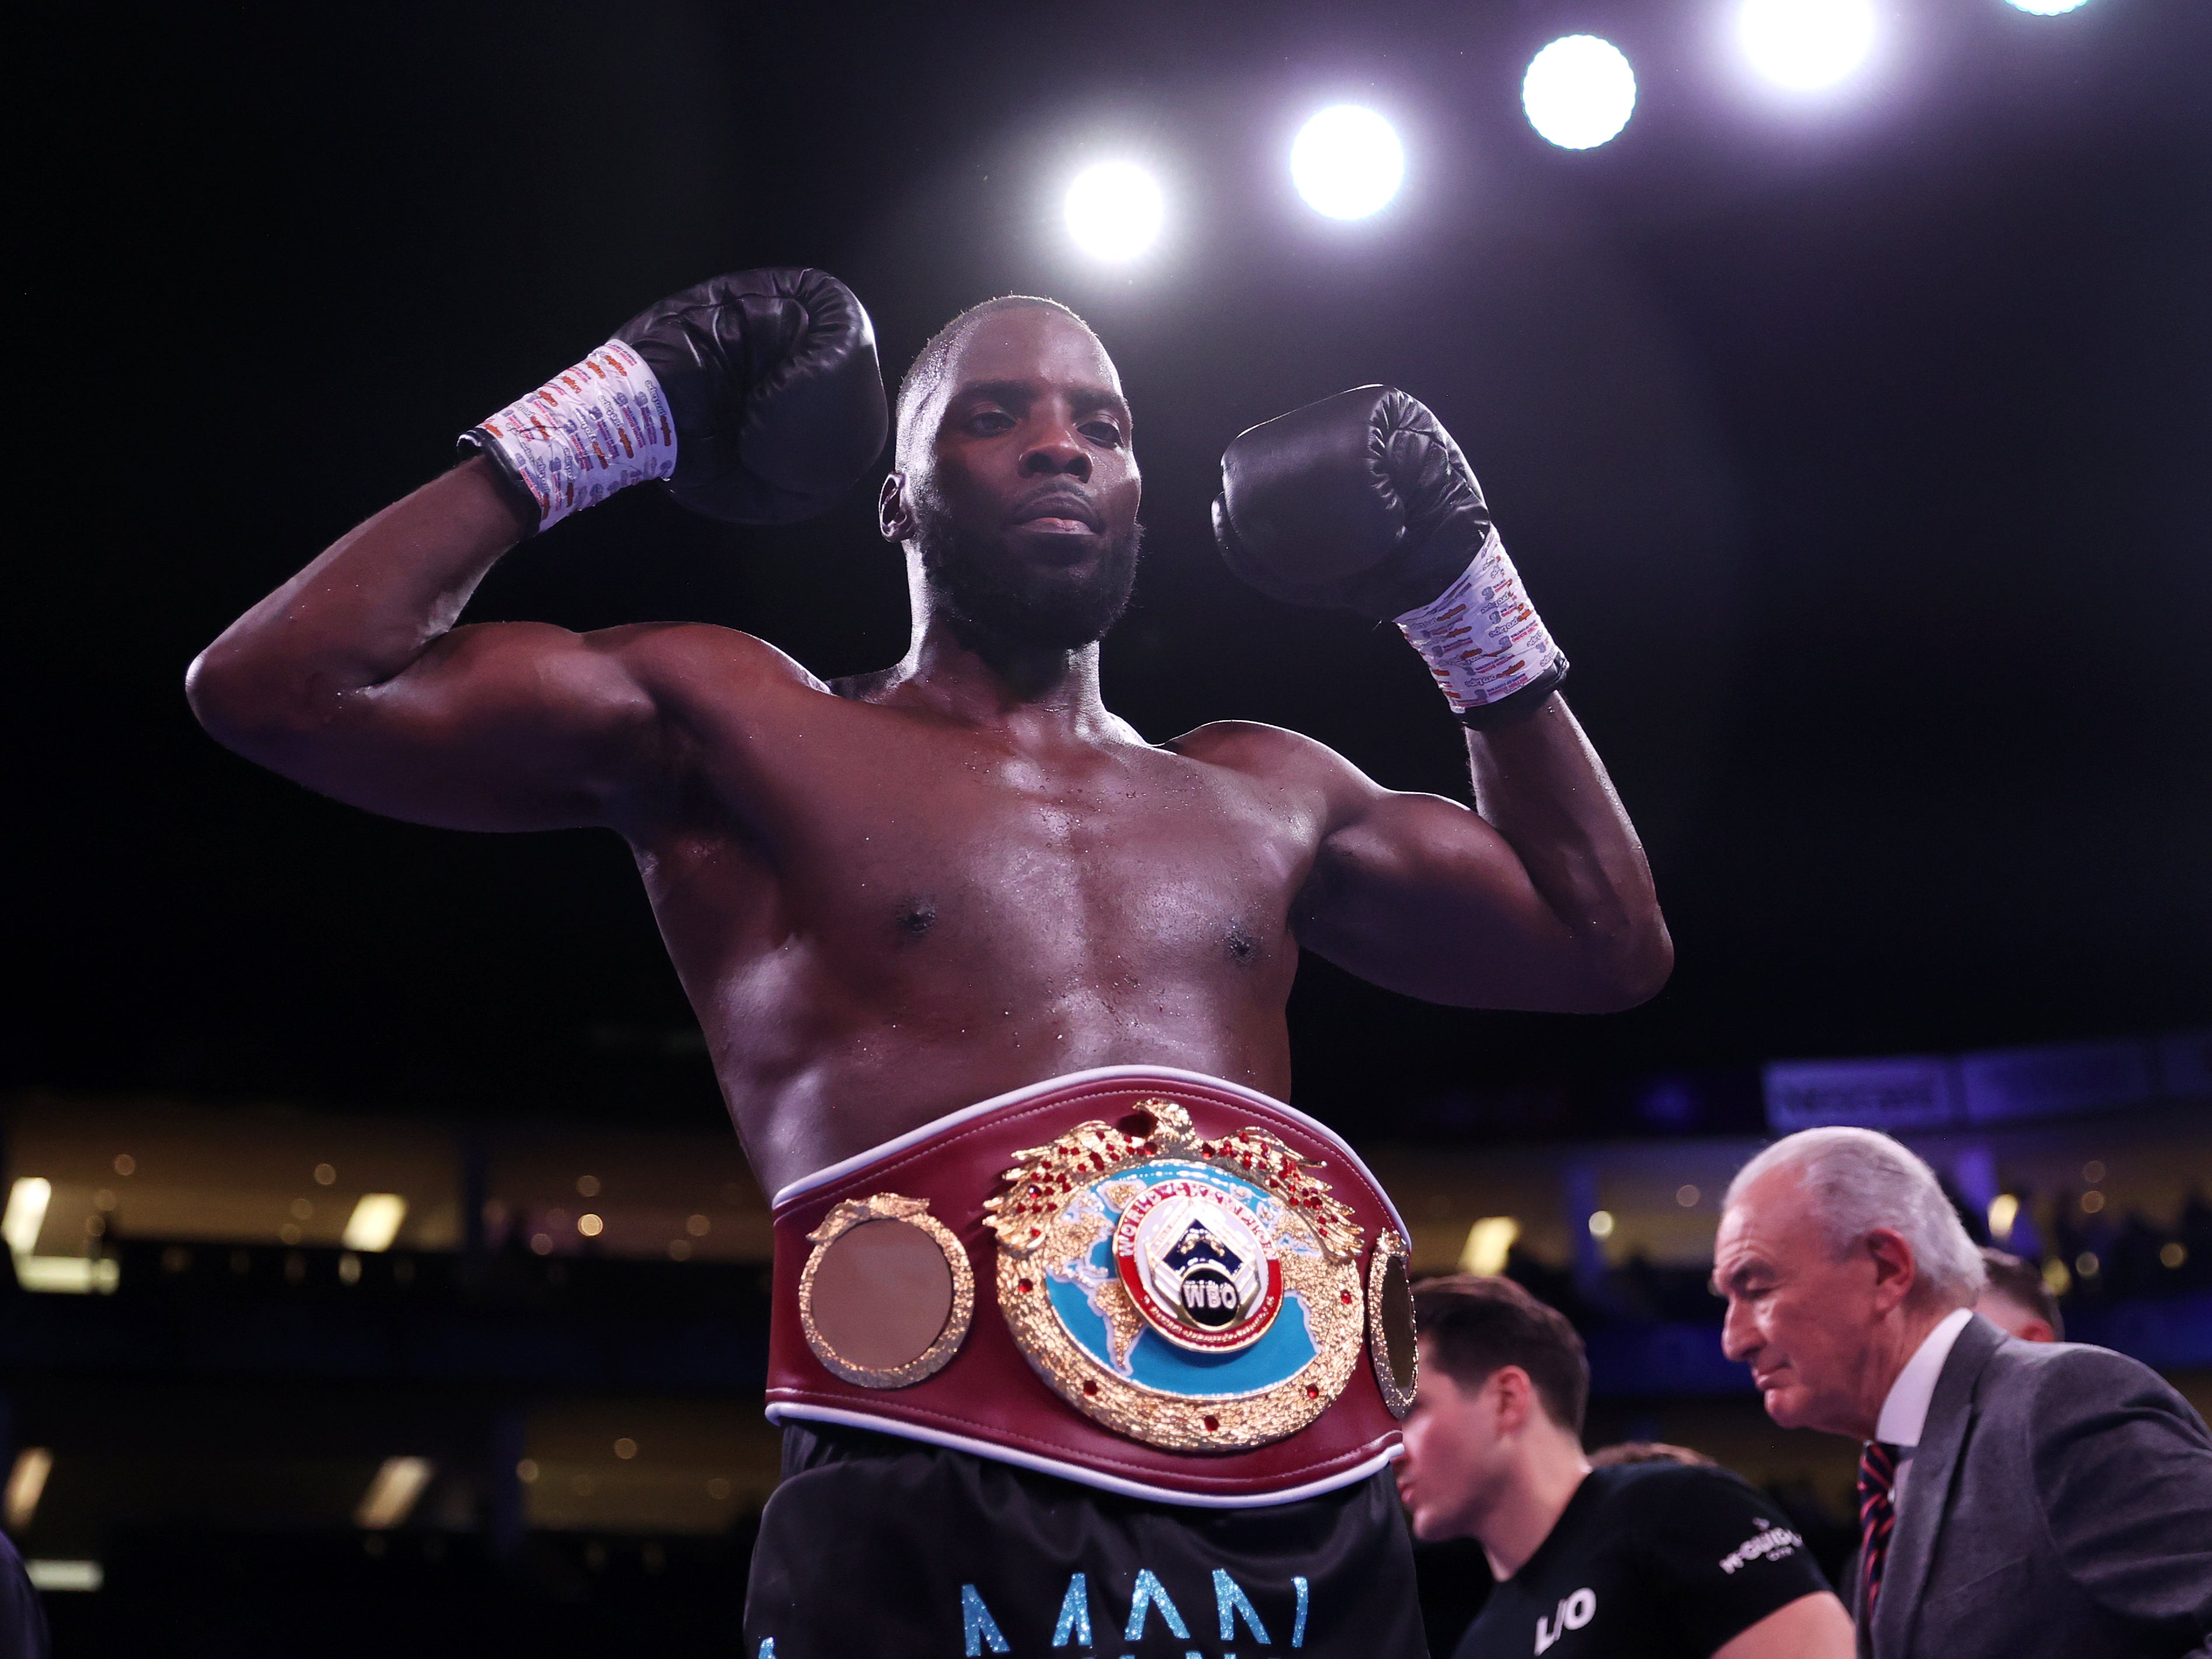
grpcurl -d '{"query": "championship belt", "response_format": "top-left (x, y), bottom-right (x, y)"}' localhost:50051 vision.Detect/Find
top-left (764, 1066), bottom-right (1418, 1507)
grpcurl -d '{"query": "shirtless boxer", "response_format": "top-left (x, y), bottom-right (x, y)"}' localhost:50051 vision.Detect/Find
top-left (188, 268), bottom-right (1670, 1656)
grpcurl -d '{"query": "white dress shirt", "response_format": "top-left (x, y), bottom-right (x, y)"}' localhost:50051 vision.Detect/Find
top-left (1874, 1305), bottom-right (1974, 1508)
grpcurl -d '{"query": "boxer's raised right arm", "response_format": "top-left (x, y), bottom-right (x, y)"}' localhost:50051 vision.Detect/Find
top-left (189, 266), bottom-right (888, 831)
top-left (186, 455), bottom-right (693, 831)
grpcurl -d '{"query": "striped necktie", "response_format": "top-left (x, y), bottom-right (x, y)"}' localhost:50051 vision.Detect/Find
top-left (1858, 1440), bottom-right (1900, 1619)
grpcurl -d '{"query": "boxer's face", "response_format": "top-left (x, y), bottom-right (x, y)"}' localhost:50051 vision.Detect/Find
top-left (1715, 1168), bottom-right (1898, 1436)
top-left (1395, 1346), bottom-right (1522, 1542)
top-left (888, 307), bottom-right (1143, 649)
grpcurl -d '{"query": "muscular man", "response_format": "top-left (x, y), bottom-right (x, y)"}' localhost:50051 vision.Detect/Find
top-left (1398, 1276), bottom-right (1851, 1659)
top-left (188, 268), bottom-right (1670, 1655)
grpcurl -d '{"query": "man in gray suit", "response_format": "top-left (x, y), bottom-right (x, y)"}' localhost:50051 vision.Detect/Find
top-left (1711, 1126), bottom-right (2212, 1658)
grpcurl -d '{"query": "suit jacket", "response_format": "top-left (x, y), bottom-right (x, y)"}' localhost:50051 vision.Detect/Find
top-left (1858, 1314), bottom-right (2212, 1659)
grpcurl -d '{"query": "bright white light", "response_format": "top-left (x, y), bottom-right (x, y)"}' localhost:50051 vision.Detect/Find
top-left (1458, 1216), bottom-right (1520, 1277)
top-left (343, 1193), bottom-right (407, 1252)
top-left (355, 1456), bottom-right (434, 1529)
top-left (1063, 162), bottom-right (1164, 262)
top-left (1988, 1192), bottom-right (2020, 1242)
top-left (1738, 0), bottom-right (1878, 91)
top-left (25, 1560), bottom-right (102, 1593)
top-left (1291, 105), bottom-right (1404, 220)
top-left (1523, 36), bottom-right (1637, 150)
top-left (2007, 0), bottom-right (2088, 11)
top-left (15, 1257), bottom-right (118, 1294)
top-left (4, 1176), bottom-right (51, 1255)
top-left (5, 1448), bottom-right (53, 1532)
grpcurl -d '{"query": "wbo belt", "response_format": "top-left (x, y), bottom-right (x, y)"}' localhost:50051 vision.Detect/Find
top-left (764, 1065), bottom-right (1418, 1507)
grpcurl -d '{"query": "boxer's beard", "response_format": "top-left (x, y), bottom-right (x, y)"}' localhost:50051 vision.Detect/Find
top-left (912, 495), bottom-right (1142, 651)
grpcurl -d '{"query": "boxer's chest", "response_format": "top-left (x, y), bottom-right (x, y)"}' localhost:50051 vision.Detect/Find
top-left (682, 711), bottom-right (1320, 992)
top-left (797, 730), bottom-right (1309, 970)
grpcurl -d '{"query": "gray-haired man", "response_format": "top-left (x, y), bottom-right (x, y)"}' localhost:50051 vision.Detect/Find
top-left (1712, 1126), bottom-right (2212, 1659)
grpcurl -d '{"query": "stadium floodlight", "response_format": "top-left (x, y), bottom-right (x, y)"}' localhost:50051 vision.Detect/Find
top-left (355, 1457), bottom-right (434, 1529)
top-left (5, 1449), bottom-right (53, 1532)
top-left (343, 1193), bottom-right (408, 1252)
top-left (1737, 0), bottom-right (1878, 92)
top-left (24, 1561), bottom-right (101, 1594)
top-left (1064, 162), bottom-right (1166, 262)
top-left (1291, 105), bottom-right (1405, 220)
top-left (1458, 1217), bottom-right (1520, 1276)
top-left (3, 1177), bottom-right (50, 1255)
top-left (1523, 36), bottom-right (1638, 150)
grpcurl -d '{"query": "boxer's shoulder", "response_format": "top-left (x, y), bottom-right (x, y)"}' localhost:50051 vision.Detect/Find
top-left (574, 621), bottom-right (904, 752)
top-left (587, 620), bottom-right (827, 693)
top-left (574, 622), bottom-right (864, 795)
top-left (1164, 718), bottom-right (1383, 811)
top-left (1165, 717), bottom-right (1349, 768)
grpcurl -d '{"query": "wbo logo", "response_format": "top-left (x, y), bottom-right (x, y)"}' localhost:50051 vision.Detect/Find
top-left (1114, 1176), bottom-right (1284, 1351)
top-left (1534, 1587), bottom-right (1595, 1654)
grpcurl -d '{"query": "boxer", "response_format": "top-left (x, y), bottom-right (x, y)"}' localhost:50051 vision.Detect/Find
top-left (189, 270), bottom-right (1672, 1655)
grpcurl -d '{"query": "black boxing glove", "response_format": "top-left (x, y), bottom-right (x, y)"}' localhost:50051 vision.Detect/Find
top-left (1213, 385), bottom-right (1567, 728)
top-left (460, 267), bottom-right (887, 533)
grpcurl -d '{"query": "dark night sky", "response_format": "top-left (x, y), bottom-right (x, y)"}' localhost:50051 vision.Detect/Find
top-left (13, 0), bottom-right (2208, 1137)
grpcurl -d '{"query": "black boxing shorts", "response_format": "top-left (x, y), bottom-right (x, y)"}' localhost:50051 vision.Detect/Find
top-left (742, 1419), bottom-right (1429, 1658)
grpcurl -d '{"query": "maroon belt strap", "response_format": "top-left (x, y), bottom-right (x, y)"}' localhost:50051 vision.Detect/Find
top-left (765, 1066), bottom-right (1419, 1507)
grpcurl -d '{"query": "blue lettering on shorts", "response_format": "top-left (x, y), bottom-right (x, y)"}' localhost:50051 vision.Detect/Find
top-left (952, 1569), bottom-right (1308, 1655)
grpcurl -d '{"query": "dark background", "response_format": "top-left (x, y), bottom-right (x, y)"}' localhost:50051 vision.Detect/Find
top-left (13, 0), bottom-right (2208, 1136)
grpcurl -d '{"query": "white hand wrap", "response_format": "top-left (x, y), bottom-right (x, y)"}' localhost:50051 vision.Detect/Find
top-left (467, 338), bottom-right (678, 531)
top-left (1394, 528), bottom-right (1564, 719)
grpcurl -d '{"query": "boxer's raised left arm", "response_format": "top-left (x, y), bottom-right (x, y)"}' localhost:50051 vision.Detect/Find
top-left (1180, 707), bottom-right (1665, 1013)
top-left (1305, 697), bottom-right (1666, 1012)
top-left (1210, 386), bottom-right (1670, 1012)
